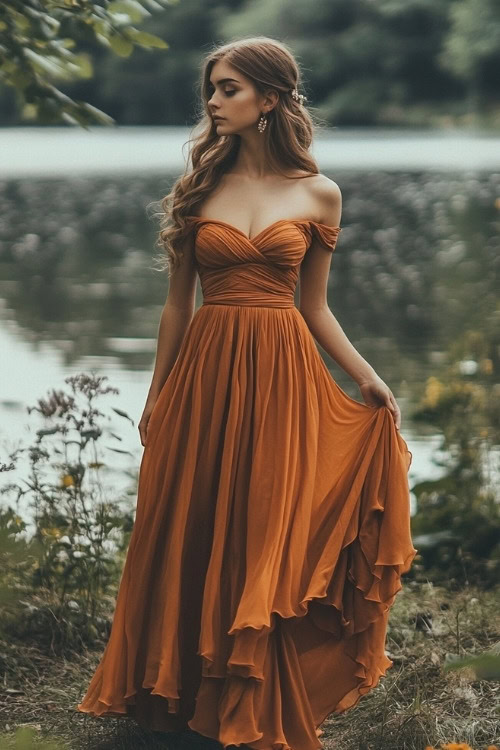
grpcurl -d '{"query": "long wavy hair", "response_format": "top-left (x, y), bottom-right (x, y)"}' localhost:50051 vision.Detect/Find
top-left (151, 36), bottom-right (325, 277)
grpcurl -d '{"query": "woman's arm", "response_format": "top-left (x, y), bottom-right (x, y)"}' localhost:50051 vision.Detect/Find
top-left (299, 179), bottom-right (401, 428)
top-left (139, 232), bottom-right (198, 445)
top-left (300, 306), bottom-right (378, 387)
top-left (146, 234), bottom-right (198, 402)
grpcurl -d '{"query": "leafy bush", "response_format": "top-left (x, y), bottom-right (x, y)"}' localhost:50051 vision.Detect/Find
top-left (0, 372), bottom-right (137, 653)
top-left (411, 328), bottom-right (500, 589)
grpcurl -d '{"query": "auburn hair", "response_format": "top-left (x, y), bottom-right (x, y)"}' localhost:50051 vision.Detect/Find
top-left (150, 36), bottom-right (325, 277)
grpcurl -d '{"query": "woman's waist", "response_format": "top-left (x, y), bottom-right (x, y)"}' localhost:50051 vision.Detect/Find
top-left (202, 294), bottom-right (295, 308)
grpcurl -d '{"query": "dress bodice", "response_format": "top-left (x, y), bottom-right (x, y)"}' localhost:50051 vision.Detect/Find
top-left (186, 216), bottom-right (342, 308)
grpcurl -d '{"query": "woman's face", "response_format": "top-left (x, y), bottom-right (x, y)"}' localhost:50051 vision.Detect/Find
top-left (206, 59), bottom-right (275, 135)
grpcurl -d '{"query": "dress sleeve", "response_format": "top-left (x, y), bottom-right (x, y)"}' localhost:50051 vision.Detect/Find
top-left (308, 221), bottom-right (342, 253)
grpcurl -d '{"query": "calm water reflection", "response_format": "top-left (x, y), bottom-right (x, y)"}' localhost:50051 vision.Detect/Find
top-left (1, 168), bottom-right (499, 515)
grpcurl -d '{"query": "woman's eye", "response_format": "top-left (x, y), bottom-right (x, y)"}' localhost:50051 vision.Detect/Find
top-left (207, 87), bottom-right (236, 99)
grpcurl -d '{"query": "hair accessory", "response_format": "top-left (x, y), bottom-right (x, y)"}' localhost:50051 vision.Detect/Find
top-left (257, 113), bottom-right (268, 133)
top-left (291, 88), bottom-right (306, 105)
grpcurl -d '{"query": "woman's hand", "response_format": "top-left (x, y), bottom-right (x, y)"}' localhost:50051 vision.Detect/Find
top-left (358, 375), bottom-right (401, 429)
top-left (138, 401), bottom-right (156, 447)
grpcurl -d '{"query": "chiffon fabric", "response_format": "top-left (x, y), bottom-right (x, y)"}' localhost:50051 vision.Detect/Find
top-left (76, 217), bottom-right (417, 750)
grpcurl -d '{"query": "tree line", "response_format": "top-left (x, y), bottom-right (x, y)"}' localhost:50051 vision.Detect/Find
top-left (0, 0), bottom-right (499, 127)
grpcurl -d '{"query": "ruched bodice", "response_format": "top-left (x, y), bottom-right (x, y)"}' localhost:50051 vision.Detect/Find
top-left (187, 216), bottom-right (341, 307)
top-left (77, 213), bottom-right (416, 750)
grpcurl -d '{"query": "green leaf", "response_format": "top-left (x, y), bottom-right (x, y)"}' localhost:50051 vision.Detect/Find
top-left (92, 18), bottom-right (111, 36)
top-left (108, 34), bottom-right (134, 57)
top-left (70, 53), bottom-right (93, 79)
top-left (12, 13), bottom-right (31, 32)
top-left (111, 407), bottom-right (134, 423)
top-left (40, 14), bottom-right (61, 33)
top-left (108, 0), bottom-right (147, 23)
top-left (123, 28), bottom-right (168, 49)
top-left (24, 49), bottom-right (69, 78)
top-left (59, 38), bottom-right (77, 50)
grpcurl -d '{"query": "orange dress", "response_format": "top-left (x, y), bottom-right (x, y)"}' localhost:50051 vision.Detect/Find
top-left (76, 217), bottom-right (417, 750)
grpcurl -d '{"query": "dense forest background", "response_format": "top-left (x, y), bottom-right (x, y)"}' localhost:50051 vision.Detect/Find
top-left (1, 0), bottom-right (500, 128)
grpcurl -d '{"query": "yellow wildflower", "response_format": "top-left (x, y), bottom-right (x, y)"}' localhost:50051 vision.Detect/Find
top-left (423, 376), bottom-right (444, 407)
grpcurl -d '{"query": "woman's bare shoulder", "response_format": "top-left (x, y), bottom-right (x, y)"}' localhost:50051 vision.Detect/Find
top-left (300, 173), bottom-right (342, 225)
top-left (304, 172), bottom-right (341, 196)
top-left (305, 174), bottom-right (342, 220)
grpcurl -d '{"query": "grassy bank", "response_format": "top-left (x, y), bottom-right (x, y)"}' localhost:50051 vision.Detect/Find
top-left (0, 580), bottom-right (498, 750)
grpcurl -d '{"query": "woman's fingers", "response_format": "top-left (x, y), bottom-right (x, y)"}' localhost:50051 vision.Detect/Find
top-left (383, 390), bottom-right (401, 429)
top-left (389, 392), bottom-right (401, 429)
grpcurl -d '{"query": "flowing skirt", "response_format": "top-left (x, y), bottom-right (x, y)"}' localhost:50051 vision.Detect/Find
top-left (77, 303), bottom-right (416, 750)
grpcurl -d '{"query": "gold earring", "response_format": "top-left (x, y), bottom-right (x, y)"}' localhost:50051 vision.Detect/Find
top-left (257, 113), bottom-right (267, 133)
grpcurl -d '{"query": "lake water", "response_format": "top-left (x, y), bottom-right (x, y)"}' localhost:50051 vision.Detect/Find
top-left (1, 126), bottom-right (499, 522)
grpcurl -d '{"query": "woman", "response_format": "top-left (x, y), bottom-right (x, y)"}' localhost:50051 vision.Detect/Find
top-left (77, 36), bottom-right (417, 750)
